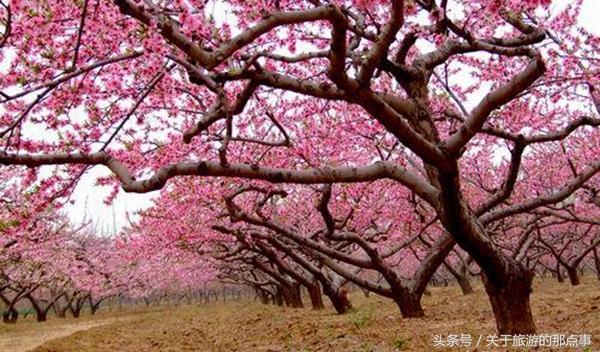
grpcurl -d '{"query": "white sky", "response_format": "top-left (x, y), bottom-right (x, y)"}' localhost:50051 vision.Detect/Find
top-left (59, 0), bottom-right (599, 232)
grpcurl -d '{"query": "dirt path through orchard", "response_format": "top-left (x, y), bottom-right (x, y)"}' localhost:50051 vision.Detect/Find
top-left (0, 317), bottom-right (128, 352)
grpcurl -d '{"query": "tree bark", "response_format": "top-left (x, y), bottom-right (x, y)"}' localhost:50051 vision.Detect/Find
top-left (2, 307), bottom-right (18, 324)
top-left (69, 297), bottom-right (85, 318)
top-left (256, 288), bottom-right (270, 305)
top-left (90, 301), bottom-right (102, 315)
top-left (482, 263), bottom-right (536, 335)
top-left (556, 263), bottom-right (564, 283)
top-left (444, 260), bottom-right (474, 295)
top-left (26, 295), bottom-right (47, 322)
top-left (566, 267), bottom-right (580, 286)
top-left (288, 283), bottom-right (304, 308)
top-left (324, 287), bottom-right (352, 314)
top-left (456, 274), bottom-right (474, 295)
top-left (274, 287), bottom-right (284, 306)
top-left (53, 303), bottom-right (66, 318)
top-left (306, 282), bottom-right (325, 310)
top-left (34, 309), bottom-right (47, 322)
top-left (393, 292), bottom-right (425, 318)
top-left (436, 167), bottom-right (537, 334)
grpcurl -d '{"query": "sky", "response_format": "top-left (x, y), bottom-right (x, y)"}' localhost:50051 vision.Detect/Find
top-left (60, 0), bottom-right (600, 233)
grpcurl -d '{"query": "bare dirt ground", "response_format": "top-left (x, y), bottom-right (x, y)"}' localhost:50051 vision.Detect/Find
top-left (0, 308), bottom-right (155, 352)
top-left (1, 278), bottom-right (598, 351)
top-left (0, 318), bottom-right (124, 352)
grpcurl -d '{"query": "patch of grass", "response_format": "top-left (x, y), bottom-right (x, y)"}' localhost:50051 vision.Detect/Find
top-left (348, 307), bottom-right (373, 330)
top-left (392, 338), bottom-right (409, 350)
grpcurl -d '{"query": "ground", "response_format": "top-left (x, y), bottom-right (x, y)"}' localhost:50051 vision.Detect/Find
top-left (0, 278), bottom-right (598, 351)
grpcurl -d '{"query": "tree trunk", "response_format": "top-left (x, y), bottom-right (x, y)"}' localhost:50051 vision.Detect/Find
top-left (393, 292), bottom-right (425, 318)
top-left (71, 309), bottom-right (80, 318)
top-left (556, 263), bottom-right (564, 283)
top-left (456, 274), bottom-right (474, 295)
top-left (90, 302), bottom-right (102, 315)
top-left (60, 304), bottom-right (70, 317)
top-left (256, 289), bottom-right (270, 305)
top-left (324, 287), bottom-right (352, 314)
top-left (53, 303), bottom-right (66, 318)
top-left (26, 295), bottom-right (47, 322)
top-left (35, 309), bottom-right (47, 322)
top-left (445, 261), bottom-right (474, 295)
top-left (70, 298), bottom-right (84, 318)
top-left (288, 283), bottom-right (304, 308)
top-left (274, 288), bottom-right (284, 306)
top-left (566, 266), bottom-right (580, 286)
top-left (2, 307), bottom-right (18, 324)
top-left (482, 265), bottom-right (536, 335)
top-left (306, 282), bottom-right (325, 310)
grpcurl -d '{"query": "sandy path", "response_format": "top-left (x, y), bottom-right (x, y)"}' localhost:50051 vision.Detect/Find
top-left (0, 317), bottom-right (126, 352)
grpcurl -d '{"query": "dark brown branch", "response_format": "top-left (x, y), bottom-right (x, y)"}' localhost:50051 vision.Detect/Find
top-left (70, 0), bottom-right (88, 70)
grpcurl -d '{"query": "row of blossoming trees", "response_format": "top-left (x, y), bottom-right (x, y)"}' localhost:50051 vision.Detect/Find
top-left (0, 167), bottom-right (217, 323)
top-left (0, 0), bottom-right (598, 334)
top-left (131, 176), bottom-right (600, 315)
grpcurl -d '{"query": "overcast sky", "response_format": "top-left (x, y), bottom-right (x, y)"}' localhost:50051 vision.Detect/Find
top-left (62, 0), bottom-right (600, 234)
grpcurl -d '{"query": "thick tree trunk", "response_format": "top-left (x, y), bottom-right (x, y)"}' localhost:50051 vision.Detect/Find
top-left (324, 287), bottom-right (352, 314)
top-left (256, 289), bottom-right (270, 305)
top-left (2, 307), bottom-right (18, 324)
top-left (393, 292), bottom-right (425, 318)
top-left (90, 301), bottom-right (102, 315)
top-left (1, 293), bottom-right (21, 324)
top-left (53, 303), bottom-right (66, 318)
top-left (30, 300), bottom-right (47, 322)
top-left (435, 166), bottom-right (539, 335)
top-left (69, 298), bottom-right (84, 318)
top-left (566, 267), bottom-right (580, 286)
top-left (456, 274), bottom-right (474, 295)
top-left (288, 283), bottom-right (304, 308)
top-left (60, 304), bottom-right (70, 317)
top-left (556, 263), bottom-right (564, 283)
top-left (306, 282), bottom-right (325, 310)
top-left (280, 287), bottom-right (293, 307)
top-left (274, 287), bottom-right (284, 306)
top-left (26, 296), bottom-right (47, 322)
top-left (445, 261), bottom-right (474, 295)
top-left (482, 265), bottom-right (536, 335)
top-left (35, 309), bottom-right (47, 322)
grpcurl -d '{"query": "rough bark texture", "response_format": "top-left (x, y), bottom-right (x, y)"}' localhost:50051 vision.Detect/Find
top-left (566, 267), bottom-right (580, 286)
top-left (288, 283), bottom-right (304, 308)
top-left (456, 274), bottom-right (474, 295)
top-left (482, 263), bottom-right (536, 335)
top-left (324, 287), bottom-right (353, 314)
top-left (307, 283), bottom-right (325, 310)
top-left (2, 307), bottom-right (18, 324)
top-left (393, 292), bottom-right (425, 318)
